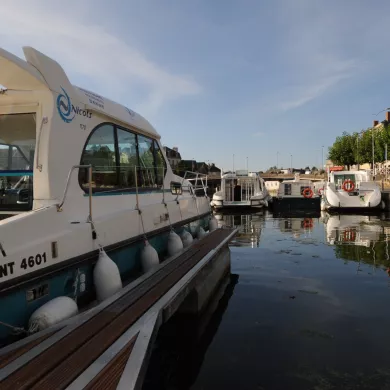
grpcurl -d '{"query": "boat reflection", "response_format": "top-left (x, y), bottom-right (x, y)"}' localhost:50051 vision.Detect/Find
top-left (321, 212), bottom-right (390, 269)
top-left (213, 210), bottom-right (264, 247)
top-left (142, 273), bottom-right (239, 390)
top-left (276, 216), bottom-right (316, 238)
top-left (322, 212), bottom-right (390, 247)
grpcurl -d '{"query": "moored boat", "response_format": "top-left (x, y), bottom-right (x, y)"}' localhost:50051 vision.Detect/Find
top-left (211, 170), bottom-right (271, 210)
top-left (321, 170), bottom-right (384, 212)
top-left (0, 46), bottom-right (212, 345)
top-left (271, 173), bottom-right (321, 213)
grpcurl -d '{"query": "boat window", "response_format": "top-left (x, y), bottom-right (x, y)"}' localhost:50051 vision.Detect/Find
top-left (334, 174), bottom-right (356, 190)
top-left (80, 124), bottom-right (117, 191)
top-left (138, 135), bottom-right (156, 187)
top-left (117, 128), bottom-right (138, 189)
top-left (300, 186), bottom-right (310, 195)
top-left (79, 123), bottom-right (167, 193)
top-left (0, 113), bottom-right (35, 211)
top-left (154, 140), bottom-right (166, 186)
top-left (284, 184), bottom-right (292, 195)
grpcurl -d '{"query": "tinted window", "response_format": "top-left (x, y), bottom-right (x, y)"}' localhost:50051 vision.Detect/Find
top-left (80, 124), bottom-right (117, 190)
top-left (79, 123), bottom-right (167, 193)
top-left (138, 135), bottom-right (156, 187)
top-left (154, 140), bottom-right (166, 186)
top-left (117, 128), bottom-right (138, 189)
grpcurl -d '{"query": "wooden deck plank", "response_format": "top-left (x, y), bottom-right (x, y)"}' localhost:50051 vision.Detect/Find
top-left (83, 336), bottom-right (137, 390)
top-left (0, 330), bottom-right (58, 369)
top-left (0, 228), bottom-right (233, 389)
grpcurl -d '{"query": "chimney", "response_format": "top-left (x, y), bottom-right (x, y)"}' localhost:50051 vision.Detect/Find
top-left (386, 112), bottom-right (390, 122)
top-left (373, 120), bottom-right (379, 127)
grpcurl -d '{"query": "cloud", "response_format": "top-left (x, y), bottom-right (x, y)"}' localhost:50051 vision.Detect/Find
top-left (0, 1), bottom-right (202, 116)
top-left (278, 59), bottom-right (358, 111)
top-left (249, 1), bottom-right (363, 115)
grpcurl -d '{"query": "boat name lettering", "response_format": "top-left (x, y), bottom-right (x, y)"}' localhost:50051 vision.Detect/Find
top-left (79, 88), bottom-right (105, 110)
top-left (0, 261), bottom-right (15, 278)
top-left (57, 87), bottom-right (92, 123)
top-left (20, 252), bottom-right (47, 270)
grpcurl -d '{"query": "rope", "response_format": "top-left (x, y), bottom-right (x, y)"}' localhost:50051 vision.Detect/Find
top-left (28, 321), bottom-right (40, 334)
top-left (193, 193), bottom-right (201, 233)
top-left (0, 320), bottom-right (27, 335)
top-left (163, 202), bottom-right (174, 232)
top-left (177, 199), bottom-right (183, 221)
top-left (87, 216), bottom-right (104, 251)
top-left (137, 209), bottom-right (148, 241)
top-left (73, 268), bottom-right (81, 304)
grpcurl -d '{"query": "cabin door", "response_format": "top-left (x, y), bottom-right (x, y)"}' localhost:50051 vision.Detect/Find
top-left (0, 113), bottom-right (36, 212)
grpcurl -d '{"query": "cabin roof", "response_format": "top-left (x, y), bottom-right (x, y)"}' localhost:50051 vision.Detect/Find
top-left (0, 46), bottom-right (160, 139)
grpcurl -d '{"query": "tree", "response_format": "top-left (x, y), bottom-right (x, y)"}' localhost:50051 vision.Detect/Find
top-left (312, 166), bottom-right (318, 172)
top-left (266, 166), bottom-right (278, 173)
top-left (328, 131), bottom-right (357, 169)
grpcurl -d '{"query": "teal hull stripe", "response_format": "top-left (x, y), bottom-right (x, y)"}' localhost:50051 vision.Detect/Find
top-left (0, 171), bottom-right (33, 177)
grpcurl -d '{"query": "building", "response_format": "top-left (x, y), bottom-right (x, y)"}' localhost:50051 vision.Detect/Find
top-left (208, 163), bottom-right (221, 179)
top-left (163, 146), bottom-right (181, 170)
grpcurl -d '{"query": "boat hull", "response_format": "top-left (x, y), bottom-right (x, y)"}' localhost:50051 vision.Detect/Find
top-left (0, 214), bottom-right (210, 346)
top-left (271, 196), bottom-right (321, 213)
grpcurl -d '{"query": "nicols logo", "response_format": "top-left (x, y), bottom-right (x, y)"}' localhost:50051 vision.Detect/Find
top-left (57, 87), bottom-right (92, 123)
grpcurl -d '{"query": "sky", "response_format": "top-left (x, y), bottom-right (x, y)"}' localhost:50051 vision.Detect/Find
top-left (1, 0), bottom-right (390, 172)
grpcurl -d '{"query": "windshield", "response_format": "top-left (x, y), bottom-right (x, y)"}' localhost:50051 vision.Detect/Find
top-left (0, 113), bottom-right (36, 211)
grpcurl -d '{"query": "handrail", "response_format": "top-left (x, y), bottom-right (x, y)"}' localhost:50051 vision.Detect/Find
top-left (176, 170), bottom-right (209, 201)
top-left (57, 165), bottom-right (92, 215)
top-left (35, 116), bottom-right (48, 172)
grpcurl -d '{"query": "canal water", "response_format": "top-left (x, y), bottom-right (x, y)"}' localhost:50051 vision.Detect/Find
top-left (143, 210), bottom-right (390, 390)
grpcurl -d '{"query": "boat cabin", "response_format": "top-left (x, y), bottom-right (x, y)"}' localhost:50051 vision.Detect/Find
top-left (277, 178), bottom-right (316, 198)
top-left (328, 170), bottom-right (373, 191)
top-left (0, 46), bottom-right (183, 219)
top-left (221, 170), bottom-right (263, 203)
top-left (0, 113), bottom-right (35, 212)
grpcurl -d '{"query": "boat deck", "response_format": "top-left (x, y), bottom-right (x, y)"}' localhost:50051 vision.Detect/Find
top-left (0, 227), bottom-right (236, 390)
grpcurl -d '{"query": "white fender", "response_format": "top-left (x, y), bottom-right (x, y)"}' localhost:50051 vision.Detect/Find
top-left (28, 296), bottom-right (78, 332)
top-left (180, 229), bottom-right (193, 247)
top-left (209, 216), bottom-right (218, 232)
top-left (189, 223), bottom-right (198, 237)
top-left (197, 226), bottom-right (206, 239)
top-left (140, 240), bottom-right (159, 273)
top-left (167, 230), bottom-right (184, 256)
top-left (93, 249), bottom-right (122, 302)
top-left (320, 199), bottom-right (327, 211)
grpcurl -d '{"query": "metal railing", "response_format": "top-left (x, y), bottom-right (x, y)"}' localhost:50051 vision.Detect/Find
top-left (178, 171), bottom-right (208, 200)
top-left (57, 165), bottom-right (93, 218)
top-left (57, 164), bottom-right (209, 219)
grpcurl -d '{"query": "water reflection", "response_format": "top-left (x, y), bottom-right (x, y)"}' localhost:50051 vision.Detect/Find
top-left (321, 212), bottom-right (390, 272)
top-left (213, 210), bottom-right (264, 247)
top-left (145, 211), bottom-right (390, 389)
top-left (142, 273), bottom-right (239, 390)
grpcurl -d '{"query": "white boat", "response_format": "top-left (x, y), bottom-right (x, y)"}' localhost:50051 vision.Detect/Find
top-left (212, 211), bottom-right (264, 247)
top-left (272, 173), bottom-right (321, 213)
top-left (0, 46), bottom-right (212, 343)
top-left (321, 170), bottom-right (384, 211)
top-left (322, 212), bottom-right (386, 247)
top-left (211, 170), bottom-right (271, 210)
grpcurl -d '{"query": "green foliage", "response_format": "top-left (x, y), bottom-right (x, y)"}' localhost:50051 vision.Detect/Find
top-left (329, 123), bottom-right (390, 168)
top-left (267, 166), bottom-right (278, 173)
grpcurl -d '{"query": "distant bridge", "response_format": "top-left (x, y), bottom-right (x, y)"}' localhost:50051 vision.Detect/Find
top-left (259, 174), bottom-right (326, 182)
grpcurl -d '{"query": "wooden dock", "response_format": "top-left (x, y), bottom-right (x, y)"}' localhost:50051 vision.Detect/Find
top-left (0, 227), bottom-right (237, 389)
